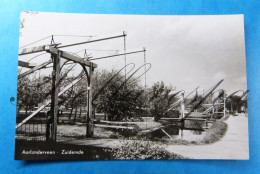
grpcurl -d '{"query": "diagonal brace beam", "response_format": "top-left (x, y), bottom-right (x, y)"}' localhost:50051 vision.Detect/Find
top-left (18, 59), bottom-right (52, 79)
top-left (18, 60), bottom-right (37, 68)
top-left (47, 47), bottom-right (97, 68)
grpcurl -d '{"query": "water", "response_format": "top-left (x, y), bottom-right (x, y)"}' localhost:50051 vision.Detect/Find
top-left (164, 125), bottom-right (205, 141)
top-left (147, 121), bottom-right (207, 141)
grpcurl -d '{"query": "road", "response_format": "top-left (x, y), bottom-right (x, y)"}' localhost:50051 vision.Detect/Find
top-left (165, 115), bottom-right (249, 159)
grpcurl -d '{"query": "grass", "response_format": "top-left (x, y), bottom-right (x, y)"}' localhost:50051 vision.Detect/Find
top-left (199, 120), bottom-right (228, 144)
top-left (56, 124), bottom-right (187, 159)
top-left (57, 124), bottom-right (116, 139)
top-left (56, 117), bottom-right (227, 146)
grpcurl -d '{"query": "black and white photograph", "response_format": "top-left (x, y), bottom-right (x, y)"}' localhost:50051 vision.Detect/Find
top-left (15, 12), bottom-right (248, 160)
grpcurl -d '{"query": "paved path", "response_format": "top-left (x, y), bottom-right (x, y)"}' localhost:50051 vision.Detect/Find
top-left (165, 115), bottom-right (249, 159)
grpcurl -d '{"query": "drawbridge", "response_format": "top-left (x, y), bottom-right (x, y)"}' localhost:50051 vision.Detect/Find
top-left (16, 31), bottom-right (148, 142)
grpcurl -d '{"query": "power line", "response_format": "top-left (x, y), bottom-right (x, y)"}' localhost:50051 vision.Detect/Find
top-left (76, 48), bottom-right (119, 53)
top-left (84, 49), bottom-right (119, 52)
top-left (53, 34), bottom-right (94, 38)
top-left (19, 33), bottom-right (126, 56)
top-left (88, 50), bottom-right (145, 61)
top-left (19, 35), bottom-right (52, 49)
top-left (19, 34), bottom-right (94, 49)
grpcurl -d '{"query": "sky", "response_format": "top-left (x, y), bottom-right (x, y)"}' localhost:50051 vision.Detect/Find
top-left (18, 12), bottom-right (247, 94)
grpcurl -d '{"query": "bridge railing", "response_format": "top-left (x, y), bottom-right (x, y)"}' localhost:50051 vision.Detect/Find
top-left (16, 113), bottom-right (48, 142)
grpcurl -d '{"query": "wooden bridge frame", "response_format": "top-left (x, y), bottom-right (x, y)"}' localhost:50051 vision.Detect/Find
top-left (18, 45), bottom-right (98, 142)
top-left (46, 46), bottom-right (97, 141)
top-left (17, 33), bottom-right (127, 142)
top-left (17, 31), bottom-right (148, 142)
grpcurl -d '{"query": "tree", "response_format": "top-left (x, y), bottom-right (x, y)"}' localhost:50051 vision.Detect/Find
top-left (148, 82), bottom-right (179, 121)
top-left (226, 95), bottom-right (247, 113)
top-left (92, 69), bottom-right (146, 121)
top-left (17, 74), bottom-right (50, 114)
top-left (62, 77), bottom-right (87, 119)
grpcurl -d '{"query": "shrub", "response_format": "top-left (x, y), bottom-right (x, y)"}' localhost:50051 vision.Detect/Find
top-left (108, 140), bottom-right (184, 159)
top-left (202, 120), bottom-right (227, 144)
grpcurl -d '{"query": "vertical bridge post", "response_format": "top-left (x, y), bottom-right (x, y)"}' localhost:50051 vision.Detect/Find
top-left (223, 92), bottom-right (226, 118)
top-left (180, 92), bottom-right (185, 139)
top-left (46, 51), bottom-right (60, 142)
top-left (181, 92), bottom-right (185, 119)
top-left (86, 64), bottom-right (94, 137)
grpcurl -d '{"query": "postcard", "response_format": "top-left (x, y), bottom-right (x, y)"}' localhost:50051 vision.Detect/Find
top-left (15, 12), bottom-right (248, 160)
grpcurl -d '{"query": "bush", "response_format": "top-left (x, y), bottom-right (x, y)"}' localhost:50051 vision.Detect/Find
top-left (202, 120), bottom-right (227, 144)
top-left (108, 140), bottom-right (184, 159)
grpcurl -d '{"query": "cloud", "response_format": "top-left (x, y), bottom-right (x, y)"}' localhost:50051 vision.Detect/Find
top-left (19, 13), bottom-right (247, 93)
top-left (213, 72), bottom-right (226, 81)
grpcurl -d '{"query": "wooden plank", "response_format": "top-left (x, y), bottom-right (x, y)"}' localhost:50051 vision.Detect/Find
top-left (19, 45), bottom-right (49, 56)
top-left (99, 120), bottom-right (136, 125)
top-left (185, 118), bottom-right (207, 121)
top-left (18, 59), bottom-right (52, 79)
top-left (160, 117), bottom-right (207, 121)
top-left (94, 124), bottom-right (134, 130)
top-left (203, 103), bottom-right (223, 106)
top-left (19, 44), bottom-right (60, 56)
top-left (140, 125), bottom-right (166, 133)
top-left (179, 127), bottom-right (205, 131)
top-left (47, 47), bottom-right (97, 68)
top-left (160, 118), bottom-right (181, 120)
top-left (18, 60), bottom-right (37, 68)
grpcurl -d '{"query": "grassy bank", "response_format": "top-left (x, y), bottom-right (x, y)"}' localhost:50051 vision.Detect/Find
top-left (57, 118), bottom-right (227, 146)
top-left (200, 120), bottom-right (228, 144)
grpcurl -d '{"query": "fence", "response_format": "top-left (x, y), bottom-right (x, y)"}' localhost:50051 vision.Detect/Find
top-left (16, 111), bottom-right (48, 141)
